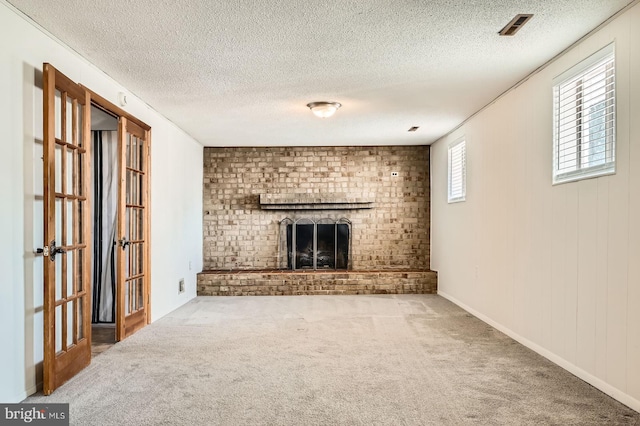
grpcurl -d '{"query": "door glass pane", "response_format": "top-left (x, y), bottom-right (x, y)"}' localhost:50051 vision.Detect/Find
top-left (55, 305), bottom-right (62, 353)
top-left (138, 137), bottom-right (143, 170)
top-left (55, 197), bottom-right (62, 243)
top-left (66, 299), bottom-right (74, 348)
top-left (316, 224), bottom-right (336, 269)
top-left (55, 252), bottom-right (62, 301)
top-left (130, 243), bottom-right (137, 276)
top-left (126, 134), bottom-right (131, 168)
top-left (128, 209), bottom-right (134, 241)
top-left (132, 136), bottom-right (138, 169)
top-left (66, 200), bottom-right (74, 246)
top-left (77, 103), bottom-right (84, 148)
top-left (134, 171), bottom-right (140, 205)
top-left (125, 170), bottom-right (130, 204)
top-left (131, 172), bottom-right (136, 205)
top-left (125, 281), bottom-right (131, 315)
top-left (66, 149), bottom-right (74, 195)
top-left (128, 135), bottom-right (134, 169)
top-left (137, 172), bottom-right (143, 205)
top-left (78, 200), bottom-right (84, 244)
top-left (137, 208), bottom-right (144, 240)
top-left (66, 250), bottom-right (74, 296)
top-left (125, 245), bottom-right (130, 277)
top-left (295, 224), bottom-right (314, 269)
top-left (77, 152), bottom-right (84, 197)
top-left (125, 208), bottom-right (131, 242)
top-left (55, 145), bottom-right (63, 193)
top-left (55, 197), bottom-right (63, 300)
top-left (77, 248), bottom-right (84, 292)
top-left (64, 96), bottom-right (73, 142)
top-left (131, 280), bottom-right (137, 314)
top-left (137, 278), bottom-right (144, 310)
top-left (138, 244), bottom-right (144, 275)
top-left (336, 224), bottom-right (349, 269)
top-left (54, 90), bottom-right (62, 140)
top-left (138, 209), bottom-right (143, 240)
top-left (77, 296), bottom-right (84, 339)
top-left (138, 139), bottom-right (144, 171)
top-left (66, 97), bottom-right (73, 145)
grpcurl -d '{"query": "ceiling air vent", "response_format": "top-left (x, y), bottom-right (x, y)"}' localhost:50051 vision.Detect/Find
top-left (499, 14), bottom-right (533, 36)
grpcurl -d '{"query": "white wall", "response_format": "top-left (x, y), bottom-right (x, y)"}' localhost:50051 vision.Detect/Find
top-left (431, 4), bottom-right (640, 411)
top-left (0, 1), bottom-right (203, 402)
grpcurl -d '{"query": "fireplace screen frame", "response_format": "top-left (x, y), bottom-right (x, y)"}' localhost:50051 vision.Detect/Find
top-left (279, 217), bottom-right (352, 271)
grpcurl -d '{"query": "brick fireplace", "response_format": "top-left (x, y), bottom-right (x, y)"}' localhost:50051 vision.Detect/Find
top-left (197, 146), bottom-right (437, 296)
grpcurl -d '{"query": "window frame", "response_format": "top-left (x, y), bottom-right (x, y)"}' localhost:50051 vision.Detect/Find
top-left (447, 137), bottom-right (466, 203)
top-left (552, 43), bottom-right (616, 185)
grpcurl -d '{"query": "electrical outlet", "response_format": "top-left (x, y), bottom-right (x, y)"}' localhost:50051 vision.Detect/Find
top-left (391, 171), bottom-right (399, 177)
top-left (179, 279), bottom-right (185, 293)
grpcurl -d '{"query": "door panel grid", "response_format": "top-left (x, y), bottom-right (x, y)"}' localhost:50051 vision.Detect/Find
top-left (43, 64), bottom-right (91, 395)
top-left (117, 119), bottom-right (150, 339)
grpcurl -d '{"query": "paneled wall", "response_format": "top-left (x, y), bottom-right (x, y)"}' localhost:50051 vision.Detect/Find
top-left (203, 146), bottom-right (430, 271)
top-left (431, 4), bottom-right (640, 411)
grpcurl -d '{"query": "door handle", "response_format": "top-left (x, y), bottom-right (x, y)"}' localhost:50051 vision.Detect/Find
top-left (118, 237), bottom-right (131, 250)
top-left (51, 240), bottom-right (66, 261)
top-left (40, 240), bottom-right (66, 262)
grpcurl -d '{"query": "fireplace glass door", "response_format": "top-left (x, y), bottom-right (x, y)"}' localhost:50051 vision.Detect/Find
top-left (284, 218), bottom-right (350, 270)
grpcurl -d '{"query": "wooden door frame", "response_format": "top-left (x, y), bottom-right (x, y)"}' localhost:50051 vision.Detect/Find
top-left (82, 86), bottom-right (152, 339)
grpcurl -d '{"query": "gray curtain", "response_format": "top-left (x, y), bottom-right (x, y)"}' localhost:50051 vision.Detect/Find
top-left (91, 130), bottom-right (118, 323)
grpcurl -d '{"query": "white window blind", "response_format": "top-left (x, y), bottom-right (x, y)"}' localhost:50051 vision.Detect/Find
top-left (553, 43), bottom-right (615, 184)
top-left (448, 138), bottom-right (466, 203)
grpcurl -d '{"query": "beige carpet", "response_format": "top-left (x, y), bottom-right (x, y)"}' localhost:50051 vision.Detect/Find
top-left (26, 295), bottom-right (639, 425)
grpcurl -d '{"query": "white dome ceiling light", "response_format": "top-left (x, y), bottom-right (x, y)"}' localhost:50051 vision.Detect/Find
top-left (306, 101), bottom-right (342, 118)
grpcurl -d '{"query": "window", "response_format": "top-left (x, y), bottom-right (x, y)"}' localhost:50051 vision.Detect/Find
top-left (553, 43), bottom-right (615, 184)
top-left (448, 138), bottom-right (466, 203)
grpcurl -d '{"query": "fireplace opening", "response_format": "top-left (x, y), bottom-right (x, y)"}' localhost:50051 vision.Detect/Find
top-left (281, 218), bottom-right (351, 270)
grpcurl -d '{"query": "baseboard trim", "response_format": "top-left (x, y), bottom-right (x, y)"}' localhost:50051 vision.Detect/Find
top-left (26, 383), bottom-right (40, 398)
top-left (438, 290), bottom-right (640, 413)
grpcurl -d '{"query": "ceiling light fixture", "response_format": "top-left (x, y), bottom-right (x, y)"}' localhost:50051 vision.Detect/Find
top-left (307, 101), bottom-right (341, 118)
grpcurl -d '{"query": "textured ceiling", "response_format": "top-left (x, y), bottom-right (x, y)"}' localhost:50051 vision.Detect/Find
top-left (7, 0), bottom-right (635, 146)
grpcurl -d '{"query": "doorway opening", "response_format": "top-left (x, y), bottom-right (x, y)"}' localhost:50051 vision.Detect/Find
top-left (90, 105), bottom-right (118, 356)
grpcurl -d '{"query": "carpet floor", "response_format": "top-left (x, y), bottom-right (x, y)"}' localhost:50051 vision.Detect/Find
top-left (25, 295), bottom-right (639, 425)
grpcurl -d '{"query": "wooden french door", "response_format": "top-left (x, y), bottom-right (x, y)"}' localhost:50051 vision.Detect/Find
top-left (42, 65), bottom-right (151, 393)
top-left (116, 117), bottom-right (151, 341)
top-left (42, 63), bottom-right (92, 395)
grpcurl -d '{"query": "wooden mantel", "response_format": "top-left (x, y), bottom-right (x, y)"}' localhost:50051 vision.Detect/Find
top-left (259, 193), bottom-right (375, 210)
